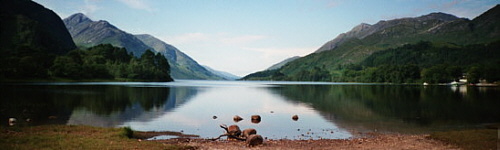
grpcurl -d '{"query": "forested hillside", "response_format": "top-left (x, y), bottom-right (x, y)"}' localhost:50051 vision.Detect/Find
top-left (0, 0), bottom-right (76, 79)
top-left (244, 41), bottom-right (500, 83)
top-left (64, 14), bottom-right (225, 80)
top-left (50, 44), bottom-right (173, 81)
top-left (0, 0), bottom-right (173, 82)
top-left (243, 5), bottom-right (500, 84)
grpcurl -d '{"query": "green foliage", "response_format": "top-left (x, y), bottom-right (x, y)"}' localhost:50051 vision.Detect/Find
top-left (292, 67), bottom-right (331, 81)
top-left (0, 125), bottom-right (195, 150)
top-left (247, 6), bottom-right (500, 83)
top-left (0, 44), bottom-right (55, 79)
top-left (361, 41), bottom-right (500, 83)
top-left (333, 64), bottom-right (420, 83)
top-left (242, 69), bottom-right (288, 81)
top-left (421, 65), bottom-right (452, 83)
top-left (340, 41), bottom-right (500, 83)
top-left (48, 44), bottom-right (173, 81)
top-left (125, 50), bottom-right (172, 81)
top-left (121, 127), bottom-right (134, 138)
top-left (242, 70), bottom-right (278, 80)
top-left (246, 41), bottom-right (500, 84)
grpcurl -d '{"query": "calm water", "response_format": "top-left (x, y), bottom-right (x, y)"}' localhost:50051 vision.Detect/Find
top-left (1, 80), bottom-right (499, 140)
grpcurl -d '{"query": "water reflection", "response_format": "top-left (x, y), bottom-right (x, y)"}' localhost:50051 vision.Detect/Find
top-left (123, 86), bottom-right (351, 139)
top-left (274, 85), bottom-right (500, 133)
top-left (1, 81), bottom-right (499, 139)
top-left (67, 87), bottom-right (196, 127)
top-left (0, 84), bottom-right (193, 126)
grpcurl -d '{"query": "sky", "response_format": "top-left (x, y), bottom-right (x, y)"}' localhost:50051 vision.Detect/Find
top-left (33, 0), bottom-right (498, 77)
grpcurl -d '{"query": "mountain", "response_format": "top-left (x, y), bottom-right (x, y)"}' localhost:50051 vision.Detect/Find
top-left (202, 65), bottom-right (240, 80)
top-left (266, 56), bottom-right (301, 70)
top-left (63, 13), bottom-right (224, 80)
top-left (241, 56), bottom-right (301, 80)
top-left (0, 0), bottom-right (76, 79)
top-left (244, 5), bottom-right (500, 82)
top-left (315, 12), bottom-right (461, 53)
top-left (63, 13), bottom-right (150, 57)
top-left (0, 0), bottom-right (76, 54)
top-left (135, 34), bottom-right (223, 80)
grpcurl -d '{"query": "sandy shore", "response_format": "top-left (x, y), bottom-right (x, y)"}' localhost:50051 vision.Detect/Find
top-left (154, 133), bottom-right (458, 150)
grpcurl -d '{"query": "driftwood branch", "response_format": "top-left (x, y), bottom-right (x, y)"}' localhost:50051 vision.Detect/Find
top-left (210, 134), bottom-right (246, 141)
top-left (210, 124), bottom-right (246, 141)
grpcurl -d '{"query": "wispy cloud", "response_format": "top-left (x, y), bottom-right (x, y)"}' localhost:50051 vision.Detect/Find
top-left (243, 46), bottom-right (314, 59)
top-left (438, 0), bottom-right (496, 19)
top-left (162, 33), bottom-right (267, 46)
top-left (324, 0), bottom-right (341, 9)
top-left (413, 0), bottom-right (492, 19)
top-left (115, 0), bottom-right (154, 12)
top-left (380, 0), bottom-right (479, 21)
top-left (220, 35), bottom-right (267, 45)
top-left (162, 33), bottom-right (210, 45)
top-left (80, 0), bottom-right (100, 16)
top-left (158, 32), bottom-right (312, 76)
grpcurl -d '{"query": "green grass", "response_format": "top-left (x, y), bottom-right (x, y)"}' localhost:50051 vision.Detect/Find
top-left (0, 125), bottom-right (196, 150)
top-left (430, 129), bottom-right (499, 150)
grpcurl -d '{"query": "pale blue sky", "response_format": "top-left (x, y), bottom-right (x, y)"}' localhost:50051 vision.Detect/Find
top-left (34, 0), bottom-right (498, 76)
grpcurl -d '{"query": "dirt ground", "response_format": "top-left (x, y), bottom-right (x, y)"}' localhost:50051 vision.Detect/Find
top-left (155, 133), bottom-right (459, 150)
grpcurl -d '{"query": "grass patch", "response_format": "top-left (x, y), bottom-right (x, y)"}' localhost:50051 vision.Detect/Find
top-left (121, 126), bottom-right (134, 138)
top-left (430, 129), bottom-right (498, 150)
top-left (0, 125), bottom-right (196, 150)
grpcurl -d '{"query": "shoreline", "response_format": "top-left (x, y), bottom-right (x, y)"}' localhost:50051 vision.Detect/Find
top-left (169, 134), bottom-right (456, 150)
top-left (1, 125), bottom-right (498, 149)
top-left (151, 128), bottom-right (499, 150)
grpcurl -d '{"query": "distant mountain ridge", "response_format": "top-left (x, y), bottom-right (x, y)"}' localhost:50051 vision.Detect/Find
top-left (266, 56), bottom-right (301, 70)
top-left (244, 5), bottom-right (500, 82)
top-left (64, 13), bottom-right (151, 57)
top-left (202, 65), bottom-right (240, 80)
top-left (315, 12), bottom-right (461, 53)
top-left (63, 13), bottom-right (225, 80)
top-left (135, 34), bottom-right (225, 80)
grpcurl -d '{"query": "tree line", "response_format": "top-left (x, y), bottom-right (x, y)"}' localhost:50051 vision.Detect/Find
top-left (244, 41), bottom-right (500, 84)
top-left (1, 44), bottom-right (173, 82)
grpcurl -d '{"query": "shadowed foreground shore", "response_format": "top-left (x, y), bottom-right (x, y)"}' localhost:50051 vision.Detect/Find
top-left (170, 134), bottom-right (455, 150)
top-left (2, 125), bottom-right (498, 150)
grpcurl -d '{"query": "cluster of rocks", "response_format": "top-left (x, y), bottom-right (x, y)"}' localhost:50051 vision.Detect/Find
top-left (7, 117), bottom-right (34, 126)
top-left (216, 124), bottom-right (263, 147)
top-left (214, 114), bottom-right (299, 123)
top-left (231, 115), bottom-right (262, 123)
top-left (210, 114), bottom-right (300, 147)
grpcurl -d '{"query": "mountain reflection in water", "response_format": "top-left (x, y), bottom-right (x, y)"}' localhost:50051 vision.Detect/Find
top-left (1, 80), bottom-right (499, 139)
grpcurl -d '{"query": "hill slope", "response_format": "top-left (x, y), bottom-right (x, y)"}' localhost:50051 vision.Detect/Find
top-left (245, 5), bottom-right (500, 83)
top-left (266, 56), bottom-right (301, 71)
top-left (63, 13), bottom-right (150, 57)
top-left (0, 0), bottom-right (76, 79)
top-left (64, 14), bottom-right (224, 80)
top-left (135, 34), bottom-right (224, 80)
top-left (202, 65), bottom-right (240, 80)
top-left (0, 0), bottom-right (76, 54)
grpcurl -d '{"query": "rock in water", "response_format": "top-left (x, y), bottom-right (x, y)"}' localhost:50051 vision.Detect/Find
top-left (8, 118), bottom-right (16, 126)
top-left (246, 134), bottom-right (264, 147)
top-left (228, 125), bottom-right (241, 137)
top-left (251, 115), bottom-right (261, 123)
top-left (233, 115), bottom-right (243, 122)
top-left (242, 128), bottom-right (257, 138)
